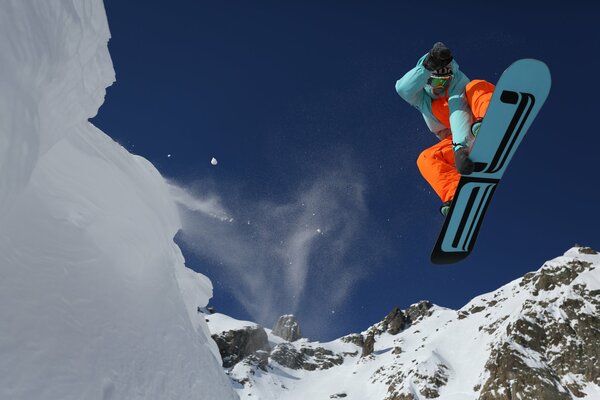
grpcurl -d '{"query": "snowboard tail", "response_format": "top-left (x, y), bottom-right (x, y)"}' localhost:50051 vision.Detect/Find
top-left (431, 59), bottom-right (551, 265)
top-left (432, 178), bottom-right (497, 264)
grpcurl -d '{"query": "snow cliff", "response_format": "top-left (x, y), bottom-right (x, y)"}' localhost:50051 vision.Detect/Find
top-left (0, 1), bottom-right (237, 399)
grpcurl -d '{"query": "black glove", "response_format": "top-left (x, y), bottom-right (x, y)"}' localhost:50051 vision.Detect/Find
top-left (454, 147), bottom-right (474, 175)
top-left (423, 42), bottom-right (453, 71)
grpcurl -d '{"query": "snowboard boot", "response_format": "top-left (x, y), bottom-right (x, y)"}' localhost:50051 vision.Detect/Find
top-left (440, 200), bottom-right (452, 217)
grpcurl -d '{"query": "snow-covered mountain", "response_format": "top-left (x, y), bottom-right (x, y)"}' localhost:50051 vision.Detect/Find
top-left (207, 246), bottom-right (600, 400)
top-left (0, 2), bottom-right (237, 399)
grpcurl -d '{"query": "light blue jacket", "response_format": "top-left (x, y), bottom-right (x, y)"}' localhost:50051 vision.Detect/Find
top-left (395, 54), bottom-right (472, 150)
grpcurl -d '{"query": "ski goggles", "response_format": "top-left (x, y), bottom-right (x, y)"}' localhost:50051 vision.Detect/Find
top-left (428, 75), bottom-right (452, 88)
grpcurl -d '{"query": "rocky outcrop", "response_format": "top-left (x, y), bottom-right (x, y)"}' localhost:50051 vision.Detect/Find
top-left (405, 301), bottom-right (433, 325)
top-left (575, 244), bottom-right (598, 255)
top-left (212, 314), bottom-right (344, 373)
top-left (520, 259), bottom-right (592, 294)
top-left (369, 307), bottom-right (409, 337)
top-left (382, 307), bottom-right (407, 335)
top-left (362, 332), bottom-right (375, 357)
top-left (272, 314), bottom-right (302, 341)
top-left (270, 342), bottom-right (344, 371)
top-left (479, 248), bottom-right (600, 399)
top-left (341, 333), bottom-right (364, 348)
top-left (212, 326), bottom-right (271, 369)
top-left (480, 342), bottom-right (572, 400)
top-left (300, 346), bottom-right (345, 371)
top-left (384, 357), bottom-right (449, 400)
top-left (270, 342), bottom-right (304, 370)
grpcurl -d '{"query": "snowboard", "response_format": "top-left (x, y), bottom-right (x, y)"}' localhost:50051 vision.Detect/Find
top-left (431, 59), bottom-right (551, 265)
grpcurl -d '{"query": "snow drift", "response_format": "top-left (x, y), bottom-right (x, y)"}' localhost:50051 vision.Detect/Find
top-left (0, 1), bottom-right (237, 399)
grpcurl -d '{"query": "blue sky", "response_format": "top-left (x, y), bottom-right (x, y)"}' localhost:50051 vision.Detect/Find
top-left (93, 1), bottom-right (600, 341)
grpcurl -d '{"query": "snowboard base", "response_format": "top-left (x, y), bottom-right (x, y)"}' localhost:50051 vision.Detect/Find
top-left (431, 59), bottom-right (551, 265)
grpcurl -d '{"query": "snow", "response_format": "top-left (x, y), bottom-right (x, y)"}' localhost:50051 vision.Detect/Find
top-left (582, 382), bottom-right (600, 398)
top-left (0, 1), bottom-right (236, 399)
top-left (1, 2), bottom-right (598, 399)
top-left (206, 313), bottom-right (260, 335)
top-left (206, 247), bottom-right (600, 400)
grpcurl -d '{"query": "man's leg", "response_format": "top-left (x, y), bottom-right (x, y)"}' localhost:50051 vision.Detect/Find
top-left (465, 79), bottom-right (495, 120)
top-left (416, 137), bottom-right (460, 204)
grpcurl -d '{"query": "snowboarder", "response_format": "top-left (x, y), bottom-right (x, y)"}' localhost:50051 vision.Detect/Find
top-left (395, 42), bottom-right (495, 216)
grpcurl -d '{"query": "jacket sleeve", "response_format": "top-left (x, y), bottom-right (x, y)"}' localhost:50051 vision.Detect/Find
top-left (422, 113), bottom-right (448, 136)
top-left (447, 65), bottom-right (473, 150)
top-left (395, 54), bottom-right (431, 111)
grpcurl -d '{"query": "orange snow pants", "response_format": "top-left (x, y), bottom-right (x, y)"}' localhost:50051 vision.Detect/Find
top-left (416, 80), bottom-right (495, 203)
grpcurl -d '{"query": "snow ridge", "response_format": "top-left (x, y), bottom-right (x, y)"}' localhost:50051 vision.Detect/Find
top-left (208, 246), bottom-right (600, 400)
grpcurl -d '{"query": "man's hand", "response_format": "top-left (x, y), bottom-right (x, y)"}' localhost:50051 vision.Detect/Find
top-left (454, 147), bottom-right (474, 175)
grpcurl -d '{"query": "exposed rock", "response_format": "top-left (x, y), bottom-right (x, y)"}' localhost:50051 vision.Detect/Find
top-left (458, 303), bottom-right (487, 320)
top-left (384, 359), bottom-right (449, 400)
top-left (520, 259), bottom-right (593, 294)
top-left (300, 346), bottom-right (344, 371)
top-left (550, 287), bottom-right (600, 382)
top-left (245, 350), bottom-right (270, 370)
top-left (386, 394), bottom-right (414, 400)
top-left (270, 343), bottom-right (344, 371)
top-left (415, 364), bottom-right (449, 398)
top-left (367, 307), bottom-right (409, 337)
top-left (480, 257), bottom-right (600, 399)
top-left (272, 314), bottom-right (302, 342)
top-left (479, 342), bottom-right (571, 400)
top-left (362, 332), bottom-right (375, 357)
top-left (575, 244), bottom-right (598, 255)
top-left (482, 315), bottom-right (509, 335)
top-left (341, 333), bottom-right (364, 348)
top-left (382, 307), bottom-right (407, 335)
top-left (405, 301), bottom-right (433, 324)
top-left (270, 343), bottom-right (304, 370)
top-left (212, 326), bottom-right (271, 368)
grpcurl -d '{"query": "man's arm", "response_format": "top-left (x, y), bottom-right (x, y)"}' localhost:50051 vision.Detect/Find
top-left (396, 41), bottom-right (455, 106)
top-left (395, 54), bottom-right (431, 111)
top-left (447, 66), bottom-right (473, 150)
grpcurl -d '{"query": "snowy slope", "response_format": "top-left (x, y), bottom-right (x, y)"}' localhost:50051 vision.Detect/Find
top-left (208, 246), bottom-right (600, 400)
top-left (0, 1), bottom-right (236, 399)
